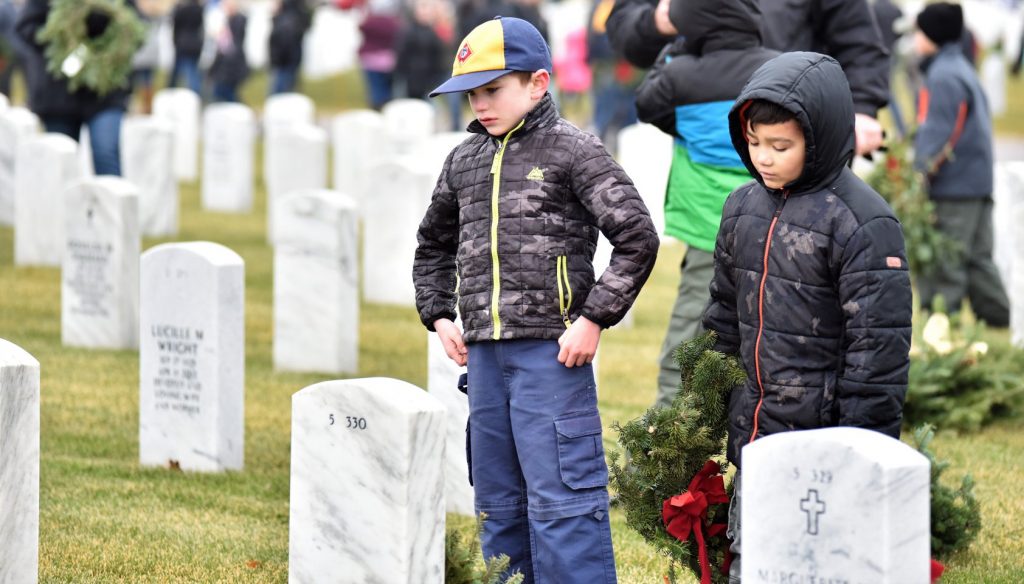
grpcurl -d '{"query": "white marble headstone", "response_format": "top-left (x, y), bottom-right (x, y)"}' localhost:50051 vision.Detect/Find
top-left (62, 177), bottom-right (140, 349)
top-left (742, 427), bottom-right (930, 584)
top-left (362, 157), bottom-right (435, 306)
top-left (262, 92), bottom-right (315, 196)
top-left (330, 109), bottom-right (386, 205)
top-left (415, 131), bottom-right (469, 178)
top-left (0, 107), bottom-right (42, 226)
top-left (152, 88), bottom-right (200, 181)
top-left (122, 116), bottom-right (178, 237)
top-left (139, 242), bottom-right (245, 472)
top-left (202, 103), bottom-right (256, 212)
top-left (981, 53), bottom-right (1007, 117)
top-left (273, 190), bottom-right (359, 374)
top-left (289, 377), bottom-right (446, 584)
top-left (382, 98), bottom-right (436, 155)
top-left (993, 162), bottom-right (1024, 347)
top-left (617, 123), bottom-right (671, 238)
top-left (14, 134), bottom-right (79, 266)
top-left (426, 324), bottom-right (475, 516)
top-left (266, 123), bottom-right (328, 239)
top-left (78, 125), bottom-right (95, 177)
top-left (0, 339), bottom-right (40, 584)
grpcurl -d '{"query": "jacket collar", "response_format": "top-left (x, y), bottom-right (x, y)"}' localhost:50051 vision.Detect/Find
top-left (467, 92), bottom-right (558, 139)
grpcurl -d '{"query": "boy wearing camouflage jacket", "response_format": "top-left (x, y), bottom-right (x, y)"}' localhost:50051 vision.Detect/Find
top-left (413, 16), bottom-right (658, 583)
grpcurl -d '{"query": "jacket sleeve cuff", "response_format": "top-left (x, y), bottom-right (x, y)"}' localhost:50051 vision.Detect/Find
top-left (580, 311), bottom-right (614, 329)
top-left (420, 304), bottom-right (457, 332)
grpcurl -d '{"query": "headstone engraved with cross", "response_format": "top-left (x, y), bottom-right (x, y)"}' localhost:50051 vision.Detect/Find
top-left (139, 242), bottom-right (245, 472)
top-left (289, 378), bottom-right (446, 583)
top-left (742, 427), bottom-right (930, 584)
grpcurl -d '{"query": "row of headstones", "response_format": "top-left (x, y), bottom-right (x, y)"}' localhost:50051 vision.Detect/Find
top-left (57, 176), bottom-right (357, 373)
top-left (2, 336), bottom-right (934, 583)
top-left (4, 91), bottom-right (669, 316)
top-left (58, 184), bottom-right (470, 499)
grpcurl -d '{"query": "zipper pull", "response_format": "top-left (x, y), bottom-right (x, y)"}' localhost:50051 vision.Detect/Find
top-left (490, 148), bottom-right (501, 175)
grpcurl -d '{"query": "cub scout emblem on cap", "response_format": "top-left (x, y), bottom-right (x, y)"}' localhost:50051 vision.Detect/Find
top-left (457, 43), bottom-right (473, 63)
top-left (527, 167), bottom-right (545, 181)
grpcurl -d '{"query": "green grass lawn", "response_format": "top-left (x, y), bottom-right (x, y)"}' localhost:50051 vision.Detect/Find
top-left (1, 161), bottom-right (1023, 582)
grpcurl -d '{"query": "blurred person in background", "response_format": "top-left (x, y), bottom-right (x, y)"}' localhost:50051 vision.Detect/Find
top-left (268, 0), bottom-right (311, 95)
top-left (131, 13), bottom-right (162, 114)
top-left (170, 0), bottom-right (205, 95)
top-left (913, 2), bottom-right (1009, 327)
top-left (357, 3), bottom-right (400, 109)
top-left (587, 0), bottom-right (639, 147)
top-left (872, 0), bottom-right (906, 137)
top-left (459, 0), bottom-right (546, 41)
top-left (0, 0), bottom-right (22, 97)
top-left (395, 0), bottom-right (448, 100)
top-left (16, 0), bottom-right (138, 175)
top-left (210, 0), bottom-right (248, 101)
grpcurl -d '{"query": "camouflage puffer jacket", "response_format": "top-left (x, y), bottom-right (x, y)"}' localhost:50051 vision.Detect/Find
top-left (414, 94), bottom-right (659, 343)
top-left (703, 53), bottom-right (913, 466)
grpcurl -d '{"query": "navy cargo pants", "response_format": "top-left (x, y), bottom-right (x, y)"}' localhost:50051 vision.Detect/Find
top-left (466, 339), bottom-right (617, 584)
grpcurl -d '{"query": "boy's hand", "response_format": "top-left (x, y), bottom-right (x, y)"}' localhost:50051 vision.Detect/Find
top-left (557, 316), bottom-right (601, 368)
top-left (434, 319), bottom-right (468, 367)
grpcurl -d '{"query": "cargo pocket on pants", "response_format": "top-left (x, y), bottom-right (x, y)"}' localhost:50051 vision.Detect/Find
top-left (554, 411), bottom-right (608, 490)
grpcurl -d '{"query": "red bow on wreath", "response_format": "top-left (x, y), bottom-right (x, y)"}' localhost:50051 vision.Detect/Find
top-left (662, 460), bottom-right (731, 584)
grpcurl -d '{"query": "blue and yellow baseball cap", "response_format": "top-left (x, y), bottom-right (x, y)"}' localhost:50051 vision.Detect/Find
top-left (428, 16), bottom-right (552, 97)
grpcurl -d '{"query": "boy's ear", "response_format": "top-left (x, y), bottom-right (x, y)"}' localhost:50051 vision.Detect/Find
top-left (530, 70), bottom-right (551, 100)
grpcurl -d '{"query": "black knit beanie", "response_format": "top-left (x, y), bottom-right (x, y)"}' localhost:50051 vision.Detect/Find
top-left (917, 3), bottom-right (964, 46)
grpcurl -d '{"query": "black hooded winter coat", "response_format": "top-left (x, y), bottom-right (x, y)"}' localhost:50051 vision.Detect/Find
top-left (703, 53), bottom-right (912, 466)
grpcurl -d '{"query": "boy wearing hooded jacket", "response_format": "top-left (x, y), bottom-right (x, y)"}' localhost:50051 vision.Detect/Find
top-left (634, 0), bottom-right (777, 407)
top-left (703, 52), bottom-right (913, 580)
top-left (414, 17), bottom-right (659, 582)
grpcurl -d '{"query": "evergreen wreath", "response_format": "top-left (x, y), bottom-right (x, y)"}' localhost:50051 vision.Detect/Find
top-left (911, 425), bottom-right (981, 560)
top-left (865, 139), bottom-right (960, 279)
top-left (37, 0), bottom-right (145, 96)
top-left (609, 331), bottom-right (745, 584)
top-left (906, 309), bottom-right (1024, 433)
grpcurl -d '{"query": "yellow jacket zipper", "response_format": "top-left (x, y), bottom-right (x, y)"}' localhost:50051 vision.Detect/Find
top-left (488, 120), bottom-right (525, 340)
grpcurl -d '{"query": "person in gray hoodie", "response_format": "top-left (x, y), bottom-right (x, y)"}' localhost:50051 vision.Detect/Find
top-left (913, 2), bottom-right (1009, 326)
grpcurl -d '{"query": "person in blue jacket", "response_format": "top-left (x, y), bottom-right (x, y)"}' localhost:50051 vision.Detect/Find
top-left (912, 2), bottom-right (1010, 326)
